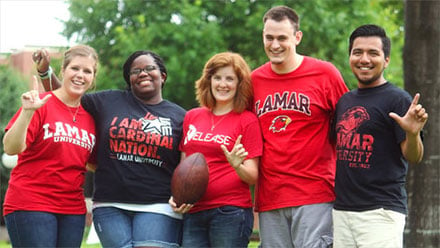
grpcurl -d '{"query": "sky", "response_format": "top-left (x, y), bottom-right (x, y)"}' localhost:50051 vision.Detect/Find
top-left (0, 0), bottom-right (73, 53)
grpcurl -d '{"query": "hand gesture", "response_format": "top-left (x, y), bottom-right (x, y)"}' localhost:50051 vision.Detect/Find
top-left (221, 135), bottom-right (248, 169)
top-left (389, 93), bottom-right (428, 136)
top-left (32, 49), bottom-right (51, 73)
top-left (21, 76), bottom-right (51, 111)
top-left (168, 196), bottom-right (193, 214)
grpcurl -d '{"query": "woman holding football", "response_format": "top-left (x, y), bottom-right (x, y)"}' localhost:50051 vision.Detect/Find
top-left (171, 52), bottom-right (263, 248)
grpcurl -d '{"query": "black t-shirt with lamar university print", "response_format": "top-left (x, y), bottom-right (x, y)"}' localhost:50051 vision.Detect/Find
top-left (81, 90), bottom-right (186, 204)
top-left (333, 82), bottom-right (411, 215)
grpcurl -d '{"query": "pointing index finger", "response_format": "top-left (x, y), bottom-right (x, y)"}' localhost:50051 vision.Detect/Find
top-left (32, 75), bottom-right (39, 91)
top-left (411, 93), bottom-right (420, 106)
top-left (235, 135), bottom-right (243, 146)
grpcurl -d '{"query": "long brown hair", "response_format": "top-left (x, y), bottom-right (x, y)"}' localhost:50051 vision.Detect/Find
top-left (195, 52), bottom-right (253, 113)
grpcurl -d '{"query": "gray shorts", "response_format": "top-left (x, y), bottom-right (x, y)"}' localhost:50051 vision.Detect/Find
top-left (258, 202), bottom-right (333, 248)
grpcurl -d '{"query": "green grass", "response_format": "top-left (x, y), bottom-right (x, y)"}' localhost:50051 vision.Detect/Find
top-left (0, 226), bottom-right (260, 248)
top-left (0, 240), bottom-right (260, 248)
top-left (0, 241), bottom-right (101, 248)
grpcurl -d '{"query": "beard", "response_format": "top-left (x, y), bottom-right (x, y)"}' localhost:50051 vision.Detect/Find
top-left (354, 67), bottom-right (385, 86)
top-left (355, 74), bottom-right (381, 86)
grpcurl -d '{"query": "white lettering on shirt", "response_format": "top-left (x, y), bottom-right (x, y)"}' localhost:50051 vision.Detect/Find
top-left (184, 124), bottom-right (231, 146)
top-left (42, 122), bottom-right (95, 151)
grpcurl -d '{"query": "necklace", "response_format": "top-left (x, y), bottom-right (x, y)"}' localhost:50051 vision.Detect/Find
top-left (67, 106), bottom-right (80, 122)
top-left (210, 113), bottom-right (228, 131)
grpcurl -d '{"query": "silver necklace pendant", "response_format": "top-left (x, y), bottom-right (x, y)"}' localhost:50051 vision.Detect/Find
top-left (68, 106), bottom-right (80, 123)
top-left (211, 113), bottom-right (227, 131)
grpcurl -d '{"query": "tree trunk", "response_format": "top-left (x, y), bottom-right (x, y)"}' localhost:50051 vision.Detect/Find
top-left (404, 1), bottom-right (440, 247)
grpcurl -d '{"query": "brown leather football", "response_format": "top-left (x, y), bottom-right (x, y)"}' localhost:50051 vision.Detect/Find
top-left (171, 152), bottom-right (209, 207)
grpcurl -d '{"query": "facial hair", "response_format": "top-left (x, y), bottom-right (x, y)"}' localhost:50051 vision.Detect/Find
top-left (355, 67), bottom-right (385, 86)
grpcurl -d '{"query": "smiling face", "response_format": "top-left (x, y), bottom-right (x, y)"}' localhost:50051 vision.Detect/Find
top-left (210, 66), bottom-right (238, 109)
top-left (350, 36), bottom-right (390, 88)
top-left (263, 18), bottom-right (302, 72)
top-left (129, 54), bottom-right (165, 103)
top-left (61, 56), bottom-right (95, 98)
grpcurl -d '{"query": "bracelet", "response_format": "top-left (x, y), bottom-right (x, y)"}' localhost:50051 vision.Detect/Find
top-left (38, 66), bottom-right (52, 79)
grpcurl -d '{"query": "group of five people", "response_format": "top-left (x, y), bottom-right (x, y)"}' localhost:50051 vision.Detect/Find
top-left (2, 5), bottom-right (428, 248)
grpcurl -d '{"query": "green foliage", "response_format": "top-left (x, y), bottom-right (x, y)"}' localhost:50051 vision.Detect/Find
top-left (62, 0), bottom-right (404, 109)
top-left (0, 66), bottom-right (27, 132)
top-left (291, 0), bottom-right (404, 89)
top-left (0, 65), bottom-right (28, 224)
top-left (111, 0), bottom-right (228, 108)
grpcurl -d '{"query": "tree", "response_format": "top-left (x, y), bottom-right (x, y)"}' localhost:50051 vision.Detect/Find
top-left (63, 0), bottom-right (404, 109)
top-left (404, 1), bottom-right (440, 247)
top-left (0, 65), bottom-right (28, 224)
top-left (65, 0), bottom-right (228, 108)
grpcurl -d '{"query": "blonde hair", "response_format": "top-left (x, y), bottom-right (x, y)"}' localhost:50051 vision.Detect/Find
top-left (62, 45), bottom-right (99, 88)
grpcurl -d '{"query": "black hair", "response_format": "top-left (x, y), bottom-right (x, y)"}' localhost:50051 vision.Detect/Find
top-left (349, 24), bottom-right (391, 58)
top-left (122, 50), bottom-right (167, 89)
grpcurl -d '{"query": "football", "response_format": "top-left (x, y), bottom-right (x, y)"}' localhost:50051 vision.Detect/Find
top-left (171, 152), bottom-right (209, 207)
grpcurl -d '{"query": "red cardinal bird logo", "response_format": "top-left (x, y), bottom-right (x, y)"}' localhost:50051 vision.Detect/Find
top-left (270, 115), bottom-right (292, 133)
top-left (336, 106), bottom-right (370, 135)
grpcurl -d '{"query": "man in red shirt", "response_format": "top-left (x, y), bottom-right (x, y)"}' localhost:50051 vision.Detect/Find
top-left (251, 6), bottom-right (348, 247)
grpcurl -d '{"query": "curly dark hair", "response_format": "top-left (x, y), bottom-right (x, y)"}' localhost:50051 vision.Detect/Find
top-left (122, 50), bottom-right (167, 89)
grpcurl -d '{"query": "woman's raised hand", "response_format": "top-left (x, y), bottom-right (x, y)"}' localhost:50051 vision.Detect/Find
top-left (21, 76), bottom-right (51, 111)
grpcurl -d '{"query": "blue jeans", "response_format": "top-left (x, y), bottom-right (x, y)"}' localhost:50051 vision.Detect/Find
top-left (182, 206), bottom-right (253, 248)
top-left (4, 211), bottom-right (85, 247)
top-left (92, 207), bottom-right (182, 248)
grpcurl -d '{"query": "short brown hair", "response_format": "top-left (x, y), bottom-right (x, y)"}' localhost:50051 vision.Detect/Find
top-left (263, 6), bottom-right (300, 32)
top-left (195, 52), bottom-right (253, 113)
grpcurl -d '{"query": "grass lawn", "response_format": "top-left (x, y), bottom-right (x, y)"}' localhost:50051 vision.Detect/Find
top-left (0, 240), bottom-right (260, 248)
top-left (0, 226), bottom-right (260, 247)
top-left (0, 240), bottom-right (101, 248)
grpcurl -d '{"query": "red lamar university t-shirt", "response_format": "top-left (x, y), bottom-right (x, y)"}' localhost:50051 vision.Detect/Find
top-left (3, 92), bottom-right (96, 216)
top-left (252, 57), bottom-right (348, 212)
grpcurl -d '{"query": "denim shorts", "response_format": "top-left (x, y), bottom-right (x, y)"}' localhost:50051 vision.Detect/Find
top-left (92, 207), bottom-right (182, 248)
top-left (182, 206), bottom-right (253, 248)
top-left (4, 210), bottom-right (85, 247)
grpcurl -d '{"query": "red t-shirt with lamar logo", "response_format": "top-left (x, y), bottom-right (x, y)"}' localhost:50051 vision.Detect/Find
top-left (3, 92), bottom-right (96, 216)
top-left (252, 57), bottom-right (348, 212)
top-left (179, 107), bottom-right (263, 213)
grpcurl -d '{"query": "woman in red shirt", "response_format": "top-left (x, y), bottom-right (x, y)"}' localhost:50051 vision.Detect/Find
top-left (171, 52), bottom-right (263, 248)
top-left (3, 45), bottom-right (98, 247)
